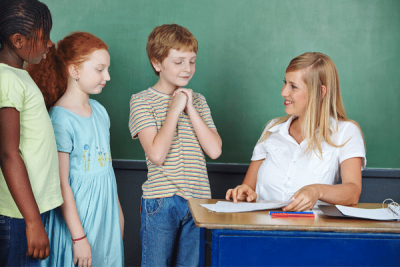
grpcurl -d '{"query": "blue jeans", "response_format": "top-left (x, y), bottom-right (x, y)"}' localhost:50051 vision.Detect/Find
top-left (0, 213), bottom-right (45, 267)
top-left (140, 195), bottom-right (200, 267)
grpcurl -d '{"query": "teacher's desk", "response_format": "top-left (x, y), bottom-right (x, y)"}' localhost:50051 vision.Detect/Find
top-left (188, 199), bottom-right (400, 267)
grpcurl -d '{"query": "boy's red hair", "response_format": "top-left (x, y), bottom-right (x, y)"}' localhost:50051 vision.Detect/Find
top-left (146, 24), bottom-right (198, 76)
top-left (28, 31), bottom-right (108, 108)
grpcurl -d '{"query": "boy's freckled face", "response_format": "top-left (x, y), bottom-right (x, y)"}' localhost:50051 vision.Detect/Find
top-left (156, 48), bottom-right (196, 89)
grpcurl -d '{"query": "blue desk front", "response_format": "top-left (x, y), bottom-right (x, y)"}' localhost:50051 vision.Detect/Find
top-left (188, 199), bottom-right (400, 267)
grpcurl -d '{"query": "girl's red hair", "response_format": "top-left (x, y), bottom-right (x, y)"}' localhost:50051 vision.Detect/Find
top-left (28, 31), bottom-right (108, 108)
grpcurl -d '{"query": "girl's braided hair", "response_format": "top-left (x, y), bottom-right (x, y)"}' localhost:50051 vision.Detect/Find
top-left (0, 0), bottom-right (52, 50)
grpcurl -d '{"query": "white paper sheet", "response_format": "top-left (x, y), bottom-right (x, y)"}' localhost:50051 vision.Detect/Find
top-left (200, 200), bottom-right (292, 213)
top-left (336, 205), bottom-right (400, 221)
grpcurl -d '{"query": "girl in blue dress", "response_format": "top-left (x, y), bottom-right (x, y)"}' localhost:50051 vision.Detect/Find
top-left (28, 32), bottom-right (124, 267)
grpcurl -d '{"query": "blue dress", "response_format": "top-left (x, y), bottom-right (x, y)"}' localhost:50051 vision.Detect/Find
top-left (41, 99), bottom-right (124, 267)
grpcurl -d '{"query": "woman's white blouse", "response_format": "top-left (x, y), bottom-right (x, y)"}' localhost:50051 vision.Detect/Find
top-left (252, 116), bottom-right (366, 201)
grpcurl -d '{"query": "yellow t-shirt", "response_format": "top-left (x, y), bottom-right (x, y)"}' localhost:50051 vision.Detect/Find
top-left (0, 63), bottom-right (63, 218)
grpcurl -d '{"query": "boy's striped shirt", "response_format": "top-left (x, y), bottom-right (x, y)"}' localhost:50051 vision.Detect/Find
top-left (129, 87), bottom-right (216, 199)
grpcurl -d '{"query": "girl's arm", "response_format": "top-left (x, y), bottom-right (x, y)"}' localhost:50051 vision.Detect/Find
top-left (57, 152), bottom-right (92, 267)
top-left (137, 92), bottom-right (187, 166)
top-left (174, 88), bottom-right (222, 159)
top-left (283, 157), bottom-right (362, 211)
top-left (118, 198), bottom-right (124, 239)
top-left (225, 159), bottom-right (263, 203)
top-left (0, 107), bottom-right (50, 260)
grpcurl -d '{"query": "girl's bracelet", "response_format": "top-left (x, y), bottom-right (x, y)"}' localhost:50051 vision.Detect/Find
top-left (72, 235), bottom-right (86, 244)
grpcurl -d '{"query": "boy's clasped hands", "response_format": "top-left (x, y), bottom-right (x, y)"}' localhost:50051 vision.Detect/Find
top-left (169, 87), bottom-right (194, 114)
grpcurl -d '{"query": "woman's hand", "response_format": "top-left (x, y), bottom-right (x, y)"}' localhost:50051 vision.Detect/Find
top-left (283, 184), bottom-right (321, 211)
top-left (72, 237), bottom-right (92, 267)
top-left (226, 184), bottom-right (258, 203)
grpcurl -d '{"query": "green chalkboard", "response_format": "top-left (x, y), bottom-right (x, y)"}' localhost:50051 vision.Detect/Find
top-left (42, 0), bottom-right (400, 168)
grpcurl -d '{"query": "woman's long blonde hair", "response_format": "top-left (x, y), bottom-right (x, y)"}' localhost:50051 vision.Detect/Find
top-left (260, 52), bottom-right (363, 157)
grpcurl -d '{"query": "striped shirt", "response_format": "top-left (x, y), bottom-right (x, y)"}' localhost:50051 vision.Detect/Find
top-left (129, 87), bottom-right (216, 199)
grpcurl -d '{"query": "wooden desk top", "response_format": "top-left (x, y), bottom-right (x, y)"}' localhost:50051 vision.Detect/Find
top-left (188, 199), bottom-right (400, 234)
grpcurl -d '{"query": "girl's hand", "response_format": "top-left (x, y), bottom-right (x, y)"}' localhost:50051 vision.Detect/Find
top-left (169, 91), bottom-right (187, 113)
top-left (118, 199), bottom-right (124, 239)
top-left (72, 237), bottom-right (92, 267)
top-left (283, 185), bottom-right (321, 211)
top-left (173, 88), bottom-right (193, 112)
top-left (226, 184), bottom-right (258, 203)
top-left (25, 220), bottom-right (50, 259)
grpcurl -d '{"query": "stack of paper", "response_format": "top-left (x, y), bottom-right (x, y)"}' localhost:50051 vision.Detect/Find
top-left (200, 200), bottom-right (292, 213)
top-left (336, 205), bottom-right (400, 221)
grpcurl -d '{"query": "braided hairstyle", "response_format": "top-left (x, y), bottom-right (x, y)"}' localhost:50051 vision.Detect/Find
top-left (0, 0), bottom-right (52, 50)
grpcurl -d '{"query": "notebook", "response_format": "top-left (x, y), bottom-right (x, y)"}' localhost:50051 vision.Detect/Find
top-left (319, 199), bottom-right (400, 221)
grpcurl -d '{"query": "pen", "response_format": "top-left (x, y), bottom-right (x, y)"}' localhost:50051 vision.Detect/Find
top-left (270, 211), bottom-right (315, 218)
top-left (270, 211), bottom-right (313, 214)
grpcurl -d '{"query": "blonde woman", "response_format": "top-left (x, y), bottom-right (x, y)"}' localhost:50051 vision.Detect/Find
top-left (226, 52), bottom-right (366, 211)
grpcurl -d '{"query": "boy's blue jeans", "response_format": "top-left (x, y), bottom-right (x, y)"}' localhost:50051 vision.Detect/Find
top-left (0, 213), bottom-right (45, 267)
top-left (140, 195), bottom-right (200, 267)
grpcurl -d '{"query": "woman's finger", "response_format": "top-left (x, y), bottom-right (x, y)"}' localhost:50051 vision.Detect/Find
top-left (231, 187), bottom-right (238, 203)
top-left (236, 187), bottom-right (244, 203)
top-left (226, 189), bottom-right (233, 200)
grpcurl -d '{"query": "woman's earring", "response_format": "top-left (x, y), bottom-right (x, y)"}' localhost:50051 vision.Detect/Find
top-left (76, 77), bottom-right (79, 82)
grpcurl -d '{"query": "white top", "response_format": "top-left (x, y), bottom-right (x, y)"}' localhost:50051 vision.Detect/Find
top-left (252, 116), bottom-right (366, 202)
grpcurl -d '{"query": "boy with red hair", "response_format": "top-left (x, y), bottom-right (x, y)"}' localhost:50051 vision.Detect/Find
top-left (129, 24), bottom-right (222, 266)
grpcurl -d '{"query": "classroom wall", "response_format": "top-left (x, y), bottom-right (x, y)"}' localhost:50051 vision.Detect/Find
top-left (42, 0), bottom-right (400, 168)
